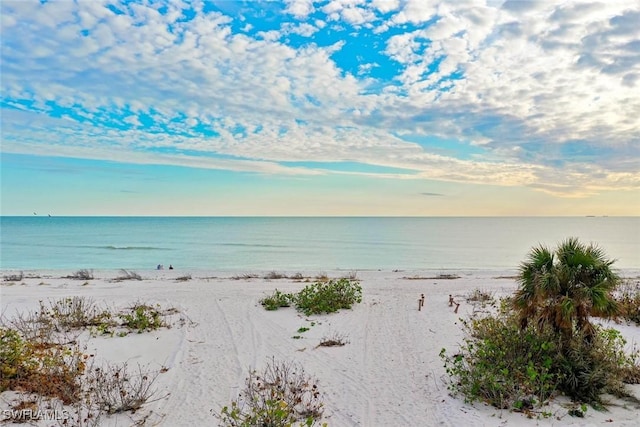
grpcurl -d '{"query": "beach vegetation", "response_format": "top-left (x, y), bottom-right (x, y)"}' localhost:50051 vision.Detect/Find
top-left (317, 331), bottom-right (349, 348)
top-left (232, 273), bottom-right (259, 280)
top-left (614, 279), bottom-right (640, 325)
top-left (3, 297), bottom-right (176, 340)
top-left (114, 269), bottom-right (142, 281)
top-left (67, 269), bottom-right (94, 280)
top-left (175, 274), bottom-right (192, 282)
top-left (48, 297), bottom-right (113, 331)
top-left (3, 271), bottom-right (24, 282)
top-left (218, 357), bottom-right (325, 427)
top-left (441, 238), bottom-right (640, 414)
top-left (0, 326), bottom-right (87, 404)
top-left (0, 301), bottom-right (168, 425)
top-left (260, 279), bottom-right (362, 315)
top-left (315, 272), bottom-right (329, 282)
top-left (466, 289), bottom-right (496, 304)
top-left (260, 289), bottom-right (294, 310)
top-left (86, 362), bottom-right (162, 414)
top-left (264, 271), bottom-right (287, 280)
top-left (341, 271), bottom-right (358, 280)
top-left (440, 312), bottom-right (640, 411)
top-left (119, 303), bottom-right (165, 333)
top-left (513, 237), bottom-right (620, 345)
top-left (294, 279), bottom-right (362, 316)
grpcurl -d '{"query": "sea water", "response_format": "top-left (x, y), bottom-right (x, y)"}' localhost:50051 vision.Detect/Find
top-left (0, 217), bottom-right (638, 271)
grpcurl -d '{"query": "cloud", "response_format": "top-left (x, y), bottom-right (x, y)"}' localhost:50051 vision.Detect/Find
top-left (0, 0), bottom-right (638, 200)
top-left (284, 0), bottom-right (315, 19)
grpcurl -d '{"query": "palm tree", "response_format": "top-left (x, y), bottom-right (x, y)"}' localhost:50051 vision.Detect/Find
top-left (513, 238), bottom-right (620, 344)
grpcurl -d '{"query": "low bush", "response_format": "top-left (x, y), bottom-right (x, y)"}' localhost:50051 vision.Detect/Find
top-left (3, 272), bottom-right (23, 282)
top-left (318, 331), bottom-right (349, 347)
top-left (218, 357), bottom-right (325, 427)
top-left (6, 298), bottom-right (113, 344)
top-left (48, 297), bottom-right (113, 331)
top-left (119, 303), bottom-right (164, 333)
top-left (295, 279), bottom-right (362, 315)
top-left (615, 279), bottom-right (640, 325)
top-left (0, 300), bottom-right (168, 425)
top-left (260, 279), bottom-right (363, 316)
top-left (466, 288), bottom-right (495, 304)
top-left (440, 311), bottom-right (640, 412)
top-left (87, 362), bottom-right (161, 414)
top-left (114, 269), bottom-right (142, 281)
top-left (232, 273), bottom-right (259, 280)
top-left (67, 269), bottom-right (94, 280)
top-left (260, 290), bottom-right (294, 311)
top-left (0, 327), bottom-right (87, 404)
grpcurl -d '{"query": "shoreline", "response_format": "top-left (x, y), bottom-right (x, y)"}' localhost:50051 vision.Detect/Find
top-left (2, 269), bottom-right (640, 426)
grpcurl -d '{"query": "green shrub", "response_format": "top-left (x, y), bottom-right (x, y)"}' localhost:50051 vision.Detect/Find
top-left (294, 279), bottom-right (362, 316)
top-left (119, 304), bottom-right (164, 333)
top-left (260, 290), bottom-right (294, 311)
top-left (440, 314), bottom-right (560, 410)
top-left (440, 311), bottom-right (640, 411)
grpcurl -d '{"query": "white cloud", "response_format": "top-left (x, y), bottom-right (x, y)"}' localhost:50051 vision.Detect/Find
top-left (391, 0), bottom-right (437, 24)
top-left (285, 0), bottom-right (316, 19)
top-left (0, 0), bottom-right (638, 199)
top-left (371, 0), bottom-right (400, 14)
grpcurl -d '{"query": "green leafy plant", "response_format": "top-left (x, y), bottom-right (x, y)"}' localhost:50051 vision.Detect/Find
top-left (441, 239), bottom-right (640, 413)
top-left (513, 238), bottom-right (620, 344)
top-left (294, 279), bottom-right (362, 316)
top-left (440, 314), bottom-right (560, 411)
top-left (119, 304), bottom-right (164, 333)
top-left (260, 290), bottom-right (294, 311)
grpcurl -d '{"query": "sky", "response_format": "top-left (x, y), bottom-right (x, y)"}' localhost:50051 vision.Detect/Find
top-left (1, 0), bottom-right (639, 216)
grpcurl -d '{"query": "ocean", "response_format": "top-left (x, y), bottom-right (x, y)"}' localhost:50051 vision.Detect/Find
top-left (0, 217), bottom-right (638, 271)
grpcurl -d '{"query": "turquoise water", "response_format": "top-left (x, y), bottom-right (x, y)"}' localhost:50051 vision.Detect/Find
top-left (0, 217), bottom-right (638, 270)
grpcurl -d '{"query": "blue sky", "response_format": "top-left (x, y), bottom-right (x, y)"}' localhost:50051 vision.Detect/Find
top-left (1, 0), bottom-right (639, 216)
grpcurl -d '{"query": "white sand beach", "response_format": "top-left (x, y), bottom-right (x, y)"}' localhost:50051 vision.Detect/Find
top-left (2, 269), bottom-right (640, 427)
